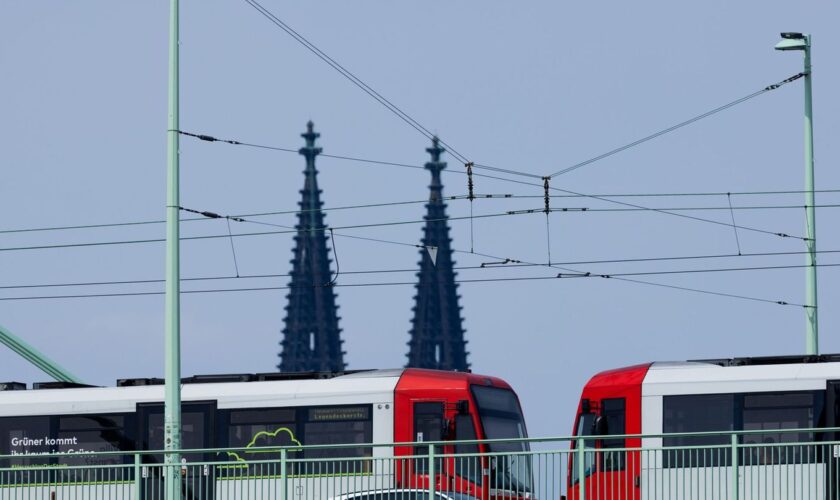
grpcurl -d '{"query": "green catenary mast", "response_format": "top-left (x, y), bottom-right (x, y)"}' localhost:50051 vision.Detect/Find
top-left (164, 0), bottom-right (182, 497)
top-left (775, 32), bottom-right (818, 355)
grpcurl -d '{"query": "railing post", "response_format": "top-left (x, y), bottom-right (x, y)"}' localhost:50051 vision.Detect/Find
top-left (280, 448), bottom-right (287, 500)
top-left (730, 433), bottom-right (739, 500)
top-left (428, 443), bottom-right (436, 500)
top-left (577, 436), bottom-right (586, 500)
top-left (134, 453), bottom-right (141, 499)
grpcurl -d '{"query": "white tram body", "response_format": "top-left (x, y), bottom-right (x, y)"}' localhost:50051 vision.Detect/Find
top-left (0, 368), bottom-right (528, 499)
top-left (571, 355), bottom-right (840, 499)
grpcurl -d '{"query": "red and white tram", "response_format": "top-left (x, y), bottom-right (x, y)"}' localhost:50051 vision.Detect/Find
top-left (568, 354), bottom-right (840, 499)
top-left (0, 368), bottom-right (530, 499)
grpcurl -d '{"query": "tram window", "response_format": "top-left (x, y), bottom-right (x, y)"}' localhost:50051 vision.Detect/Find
top-left (0, 416), bottom-right (51, 467)
top-left (303, 406), bottom-right (372, 461)
top-left (221, 405), bottom-right (373, 473)
top-left (146, 411), bottom-right (208, 462)
top-left (664, 390), bottom-right (825, 467)
top-left (663, 394), bottom-right (734, 467)
top-left (226, 408), bottom-right (298, 462)
top-left (570, 413), bottom-right (597, 485)
top-left (230, 408), bottom-right (296, 426)
top-left (413, 402), bottom-right (444, 474)
top-left (601, 398), bottom-right (626, 471)
top-left (56, 414), bottom-right (134, 466)
top-left (741, 391), bottom-right (822, 465)
top-left (454, 414), bottom-right (481, 484)
top-left (472, 385), bottom-right (521, 414)
top-left (0, 413), bottom-right (134, 481)
top-left (218, 407), bottom-right (297, 477)
top-left (455, 414), bottom-right (479, 452)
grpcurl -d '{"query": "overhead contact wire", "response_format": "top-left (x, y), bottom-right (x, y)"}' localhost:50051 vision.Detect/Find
top-left (241, 0), bottom-right (473, 165)
top-left (546, 72), bottom-right (806, 178)
top-left (3, 262), bottom-right (831, 306)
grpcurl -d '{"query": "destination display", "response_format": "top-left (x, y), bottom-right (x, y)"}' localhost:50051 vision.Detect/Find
top-left (308, 405), bottom-right (369, 422)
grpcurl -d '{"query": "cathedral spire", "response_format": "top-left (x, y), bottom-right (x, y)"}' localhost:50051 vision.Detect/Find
top-left (278, 122), bottom-right (345, 372)
top-left (406, 137), bottom-right (469, 371)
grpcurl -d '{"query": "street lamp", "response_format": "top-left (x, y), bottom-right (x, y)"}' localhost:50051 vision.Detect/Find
top-left (775, 32), bottom-right (818, 355)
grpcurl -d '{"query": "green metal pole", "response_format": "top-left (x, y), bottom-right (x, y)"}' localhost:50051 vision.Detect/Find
top-left (164, 0), bottom-right (182, 497)
top-left (428, 443), bottom-right (436, 500)
top-left (577, 437), bottom-right (585, 500)
top-left (802, 34), bottom-right (819, 355)
top-left (730, 433), bottom-right (739, 500)
top-left (134, 453), bottom-right (142, 499)
top-left (279, 448), bottom-right (287, 500)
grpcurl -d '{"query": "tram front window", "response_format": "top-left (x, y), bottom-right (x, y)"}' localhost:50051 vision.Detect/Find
top-left (471, 385), bottom-right (532, 493)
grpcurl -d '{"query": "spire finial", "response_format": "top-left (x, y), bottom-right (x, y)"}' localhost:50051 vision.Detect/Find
top-left (299, 121), bottom-right (322, 161)
top-left (425, 136), bottom-right (446, 181)
top-left (426, 136), bottom-right (444, 164)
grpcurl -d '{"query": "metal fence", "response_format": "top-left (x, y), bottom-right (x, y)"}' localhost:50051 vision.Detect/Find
top-left (1, 428), bottom-right (839, 499)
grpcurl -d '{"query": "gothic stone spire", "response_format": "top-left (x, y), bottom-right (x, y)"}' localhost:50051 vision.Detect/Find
top-left (406, 137), bottom-right (469, 371)
top-left (278, 122), bottom-right (345, 372)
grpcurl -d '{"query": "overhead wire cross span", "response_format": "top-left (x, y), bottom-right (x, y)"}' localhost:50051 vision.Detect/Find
top-left (230, 2), bottom-right (814, 254)
top-left (178, 127), bottom-right (818, 242)
top-left (149, 8), bottom-right (818, 315)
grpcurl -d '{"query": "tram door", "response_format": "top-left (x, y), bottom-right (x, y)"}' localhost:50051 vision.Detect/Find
top-left (411, 402), bottom-right (447, 490)
top-left (409, 401), bottom-right (481, 496)
top-left (138, 401), bottom-right (217, 500)
top-left (827, 381), bottom-right (840, 500)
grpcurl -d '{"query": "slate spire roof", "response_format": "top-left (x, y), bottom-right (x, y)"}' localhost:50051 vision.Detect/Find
top-left (278, 122), bottom-right (345, 372)
top-left (406, 137), bottom-right (469, 371)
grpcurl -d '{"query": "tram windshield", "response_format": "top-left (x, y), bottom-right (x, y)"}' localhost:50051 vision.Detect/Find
top-left (471, 385), bottom-right (532, 493)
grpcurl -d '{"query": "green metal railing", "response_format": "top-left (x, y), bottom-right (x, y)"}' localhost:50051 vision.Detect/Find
top-left (1, 428), bottom-right (839, 499)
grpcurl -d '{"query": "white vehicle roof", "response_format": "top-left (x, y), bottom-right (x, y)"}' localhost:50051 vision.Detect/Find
top-left (643, 359), bottom-right (840, 396)
top-left (0, 369), bottom-right (404, 417)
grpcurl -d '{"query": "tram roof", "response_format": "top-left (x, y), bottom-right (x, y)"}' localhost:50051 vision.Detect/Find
top-left (643, 356), bottom-right (840, 396)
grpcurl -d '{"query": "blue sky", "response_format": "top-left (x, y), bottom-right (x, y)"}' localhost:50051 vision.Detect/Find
top-left (1, 0), bottom-right (839, 438)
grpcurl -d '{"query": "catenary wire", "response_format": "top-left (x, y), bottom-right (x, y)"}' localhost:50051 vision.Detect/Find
top-left (549, 204), bottom-right (840, 213)
top-left (439, 246), bottom-right (814, 308)
top-left (0, 197), bottom-right (459, 235)
top-left (3, 247), bottom-right (839, 294)
top-left (179, 126), bottom-right (840, 205)
top-left (544, 72), bottom-right (806, 178)
top-left (0, 199), bottom-right (825, 254)
top-left (0, 207), bottom-right (590, 253)
top-left (177, 128), bottom-right (817, 240)
top-left (178, 16), bottom-right (813, 236)
top-left (0, 270), bottom-right (816, 307)
top-left (1, 206), bottom-right (816, 307)
top-left (548, 186), bottom-right (807, 240)
top-left (1, 261), bottom-right (837, 292)
top-left (2, 193), bottom-right (821, 307)
top-left (464, 170), bottom-right (811, 241)
top-left (2, 264), bottom-right (826, 305)
top-left (514, 189), bottom-right (840, 199)
top-left (230, 0), bottom-right (806, 182)
top-left (240, 0), bottom-right (472, 165)
top-left (180, 129), bottom-right (534, 178)
top-left (1, 195), bottom-right (838, 237)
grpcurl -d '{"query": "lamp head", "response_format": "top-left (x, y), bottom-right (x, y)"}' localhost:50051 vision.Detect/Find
top-left (775, 32), bottom-right (808, 51)
top-left (781, 32), bottom-right (804, 40)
